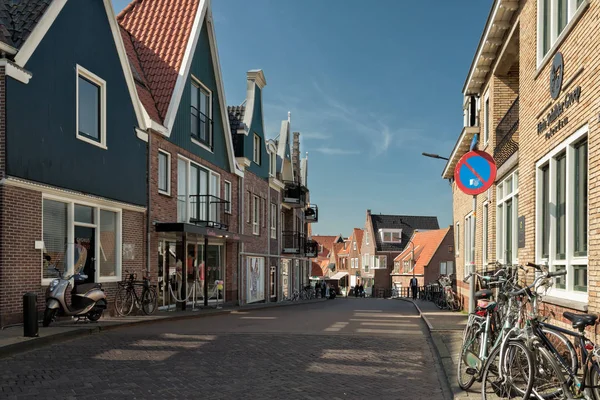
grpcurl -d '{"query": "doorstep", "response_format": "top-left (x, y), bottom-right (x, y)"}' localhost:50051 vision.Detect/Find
top-left (0, 298), bottom-right (327, 358)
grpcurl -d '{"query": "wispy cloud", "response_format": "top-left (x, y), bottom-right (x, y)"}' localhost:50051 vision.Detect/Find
top-left (313, 147), bottom-right (360, 155)
top-left (301, 132), bottom-right (331, 140)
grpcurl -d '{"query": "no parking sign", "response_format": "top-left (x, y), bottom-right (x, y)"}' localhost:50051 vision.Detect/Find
top-left (454, 150), bottom-right (497, 195)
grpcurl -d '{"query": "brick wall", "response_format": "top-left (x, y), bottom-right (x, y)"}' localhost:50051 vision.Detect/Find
top-left (242, 171), bottom-right (269, 254)
top-left (425, 228), bottom-right (455, 285)
top-left (149, 131), bottom-right (240, 304)
top-left (0, 67), bottom-right (5, 180)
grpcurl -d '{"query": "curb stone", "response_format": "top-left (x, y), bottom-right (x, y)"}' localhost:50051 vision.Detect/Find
top-left (0, 298), bottom-right (328, 359)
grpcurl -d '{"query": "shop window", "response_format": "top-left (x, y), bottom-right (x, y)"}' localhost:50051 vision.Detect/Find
top-left (536, 127), bottom-right (588, 299)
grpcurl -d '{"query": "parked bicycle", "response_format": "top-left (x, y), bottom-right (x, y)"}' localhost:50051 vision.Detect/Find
top-left (114, 270), bottom-right (158, 316)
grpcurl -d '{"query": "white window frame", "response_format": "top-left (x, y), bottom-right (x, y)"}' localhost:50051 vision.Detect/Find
top-left (270, 203), bottom-right (277, 239)
top-left (253, 134), bottom-right (261, 165)
top-left (177, 154), bottom-right (221, 224)
top-left (496, 169), bottom-right (519, 265)
top-left (76, 65), bottom-right (107, 149)
top-left (190, 76), bottom-right (213, 152)
top-left (252, 195), bottom-right (260, 235)
top-left (269, 151), bottom-right (276, 176)
top-left (158, 149), bottom-right (171, 195)
top-left (366, 234), bottom-right (369, 245)
top-left (535, 125), bottom-right (588, 303)
top-left (353, 241), bottom-right (357, 251)
top-left (363, 253), bottom-right (369, 272)
top-left (379, 229), bottom-right (402, 243)
top-left (482, 201), bottom-right (489, 270)
top-left (537, 0), bottom-right (588, 67)
top-left (455, 222), bottom-right (460, 256)
top-left (224, 180), bottom-right (232, 214)
top-left (483, 90), bottom-right (490, 146)
top-left (464, 213), bottom-right (474, 277)
top-left (41, 194), bottom-right (122, 286)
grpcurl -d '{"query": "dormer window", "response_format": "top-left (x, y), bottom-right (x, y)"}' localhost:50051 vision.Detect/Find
top-left (380, 229), bottom-right (402, 243)
top-left (353, 241), bottom-right (356, 251)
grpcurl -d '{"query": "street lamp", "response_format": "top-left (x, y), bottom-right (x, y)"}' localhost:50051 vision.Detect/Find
top-left (422, 152), bottom-right (449, 161)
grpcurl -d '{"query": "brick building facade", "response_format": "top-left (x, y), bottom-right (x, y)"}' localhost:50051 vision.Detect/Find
top-left (445, 0), bottom-right (595, 319)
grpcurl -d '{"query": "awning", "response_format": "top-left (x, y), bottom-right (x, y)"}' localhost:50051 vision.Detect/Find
top-left (329, 271), bottom-right (349, 280)
top-left (155, 223), bottom-right (252, 242)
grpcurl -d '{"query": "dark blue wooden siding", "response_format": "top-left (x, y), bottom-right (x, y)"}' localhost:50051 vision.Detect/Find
top-left (245, 86), bottom-right (269, 179)
top-left (170, 21), bottom-right (230, 172)
top-left (6, 0), bottom-right (146, 206)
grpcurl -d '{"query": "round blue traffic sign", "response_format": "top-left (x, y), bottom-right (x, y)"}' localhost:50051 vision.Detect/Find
top-left (454, 150), bottom-right (497, 195)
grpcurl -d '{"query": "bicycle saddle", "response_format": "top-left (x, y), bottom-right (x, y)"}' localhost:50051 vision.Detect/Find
top-left (563, 312), bottom-right (598, 330)
top-left (474, 289), bottom-right (493, 300)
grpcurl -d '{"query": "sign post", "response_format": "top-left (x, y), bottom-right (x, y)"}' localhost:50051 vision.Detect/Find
top-left (454, 148), bottom-right (497, 313)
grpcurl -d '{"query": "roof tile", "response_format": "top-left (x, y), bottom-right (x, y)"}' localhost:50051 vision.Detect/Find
top-left (370, 214), bottom-right (439, 252)
top-left (0, 0), bottom-right (52, 49)
top-left (394, 228), bottom-right (451, 275)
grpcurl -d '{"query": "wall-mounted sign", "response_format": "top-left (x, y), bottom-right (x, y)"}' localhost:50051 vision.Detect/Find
top-left (454, 150), bottom-right (497, 196)
top-left (550, 52), bottom-right (564, 100)
top-left (518, 216), bottom-right (525, 248)
top-left (537, 86), bottom-right (581, 139)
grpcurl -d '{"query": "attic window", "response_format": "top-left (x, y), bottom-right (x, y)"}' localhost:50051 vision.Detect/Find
top-left (269, 151), bottom-right (276, 176)
top-left (380, 229), bottom-right (402, 243)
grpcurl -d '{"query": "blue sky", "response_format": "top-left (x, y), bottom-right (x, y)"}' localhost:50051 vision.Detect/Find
top-left (113, 0), bottom-right (492, 237)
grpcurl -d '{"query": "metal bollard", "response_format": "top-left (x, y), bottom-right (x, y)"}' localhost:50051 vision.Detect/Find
top-left (23, 293), bottom-right (39, 337)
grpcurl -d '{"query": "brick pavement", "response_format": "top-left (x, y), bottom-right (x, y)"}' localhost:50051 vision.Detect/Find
top-left (0, 299), bottom-right (451, 400)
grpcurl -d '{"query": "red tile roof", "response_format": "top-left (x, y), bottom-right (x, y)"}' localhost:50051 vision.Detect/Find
top-left (351, 228), bottom-right (364, 250)
top-left (117, 0), bottom-right (200, 122)
top-left (311, 261), bottom-right (324, 277)
top-left (394, 228), bottom-right (450, 275)
top-left (312, 235), bottom-right (338, 258)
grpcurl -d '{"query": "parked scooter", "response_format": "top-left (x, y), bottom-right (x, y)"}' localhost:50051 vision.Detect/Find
top-left (43, 244), bottom-right (107, 327)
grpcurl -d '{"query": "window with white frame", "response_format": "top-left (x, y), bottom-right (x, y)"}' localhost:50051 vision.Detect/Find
top-left (455, 222), bottom-right (460, 256)
top-left (440, 261), bottom-right (454, 276)
top-left (482, 202), bottom-right (489, 270)
top-left (253, 134), bottom-right (261, 165)
top-left (353, 241), bottom-right (357, 251)
top-left (76, 65), bottom-right (106, 149)
top-left (538, 0), bottom-right (586, 63)
top-left (366, 234), bottom-right (369, 245)
top-left (403, 259), bottom-right (412, 273)
top-left (363, 253), bottom-right (369, 272)
top-left (42, 197), bottom-right (121, 284)
top-left (158, 150), bottom-right (171, 195)
top-left (269, 151), bottom-right (276, 176)
top-left (536, 127), bottom-right (588, 298)
top-left (497, 170), bottom-right (519, 265)
top-left (252, 195), bottom-right (259, 235)
top-left (380, 229), bottom-right (402, 243)
top-left (191, 77), bottom-right (212, 149)
top-left (483, 91), bottom-right (490, 145)
top-left (270, 203), bottom-right (277, 239)
top-left (224, 181), bottom-right (231, 214)
top-left (177, 157), bottom-right (220, 224)
top-left (464, 214), bottom-right (474, 277)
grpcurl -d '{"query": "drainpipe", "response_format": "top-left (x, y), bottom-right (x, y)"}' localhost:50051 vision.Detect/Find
top-left (238, 174), bottom-right (244, 305)
top-left (146, 129), bottom-right (152, 276)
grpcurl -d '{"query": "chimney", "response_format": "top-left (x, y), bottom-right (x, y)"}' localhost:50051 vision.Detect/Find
top-left (292, 132), bottom-right (300, 182)
top-left (367, 209), bottom-right (371, 215)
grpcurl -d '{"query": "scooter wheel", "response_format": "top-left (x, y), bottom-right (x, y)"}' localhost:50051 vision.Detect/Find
top-left (87, 308), bottom-right (103, 322)
top-left (43, 308), bottom-right (57, 327)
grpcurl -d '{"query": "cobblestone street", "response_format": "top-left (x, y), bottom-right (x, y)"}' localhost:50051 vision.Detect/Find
top-left (0, 299), bottom-right (449, 400)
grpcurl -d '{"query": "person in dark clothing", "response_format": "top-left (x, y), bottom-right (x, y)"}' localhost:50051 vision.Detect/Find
top-left (410, 274), bottom-right (418, 300)
top-left (359, 284), bottom-right (364, 297)
top-left (321, 280), bottom-right (326, 298)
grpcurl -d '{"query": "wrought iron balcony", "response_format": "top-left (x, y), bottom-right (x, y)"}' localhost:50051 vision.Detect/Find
top-left (305, 204), bottom-right (318, 223)
top-left (282, 181), bottom-right (308, 208)
top-left (282, 231), bottom-right (306, 255)
top-left (494, 97), bottom-right (519, 167)
top-left (189, 195), bottom-right (230, 231)
top-left (305, 239), bottom-right (318, 258)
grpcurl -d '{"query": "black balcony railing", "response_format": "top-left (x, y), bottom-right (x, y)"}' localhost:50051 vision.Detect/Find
top-left (189, 195), bottom-right (230, 230)
top-left (282, 231), bottom-right (306, 255)
top-left (305, 204), bottom-right (318, 223)
top-left (305, 239), bottom-right (318, 257)
top-left (494, 97), bottom-right (519, 167)
top-left (282, 181), bottom-right (308, 207)
top-left (191, 109), bottom-right (214, 151)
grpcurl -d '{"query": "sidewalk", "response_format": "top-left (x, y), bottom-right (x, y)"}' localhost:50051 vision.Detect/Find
top-left (399, 298), bottom-right (475, 400)
top-left (0, 298), bottom-right (326, 358)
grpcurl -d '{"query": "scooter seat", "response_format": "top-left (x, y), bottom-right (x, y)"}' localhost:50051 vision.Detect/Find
top-left (73, 283), bottom-right (101, 295)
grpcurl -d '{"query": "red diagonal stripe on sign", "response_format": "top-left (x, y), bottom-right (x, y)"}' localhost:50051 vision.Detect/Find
top-left (464, 160), bottom-right (485, 185)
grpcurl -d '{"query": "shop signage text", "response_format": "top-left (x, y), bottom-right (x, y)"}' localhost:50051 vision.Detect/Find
top-left (537, 86), bottom-right (581, 139)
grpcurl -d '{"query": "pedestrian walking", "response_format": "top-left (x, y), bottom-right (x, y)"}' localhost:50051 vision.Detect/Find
top-left (321, 280), bottom-right (326, 298)
top-left (410, 274), bottom-right (418, 300)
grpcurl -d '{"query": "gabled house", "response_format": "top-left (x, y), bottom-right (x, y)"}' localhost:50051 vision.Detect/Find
top-left (347, 228), bottom-right (364, 289)
top-left (392, 227), bottom-right (454, 289)
top-left (119, 0), bottom-right (245, 309)
top-left (362, 209), bottom-right (440, 295)
top-left (0, 0), bottom-right (149, 326)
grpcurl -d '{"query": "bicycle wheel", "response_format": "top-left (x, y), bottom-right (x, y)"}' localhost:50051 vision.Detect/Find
top-left (141, 287), bottom-right (158, 315)
top-left (115, 286), bottom-right (134, 316)
top-left (457, 322), bottom-right (481, 390)
top-left (541, 328), bottom-right (578, 375)
top-left (481, 340), bottom-right (534, 400)
top-left (529, 343), bottom-right (569, 400)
